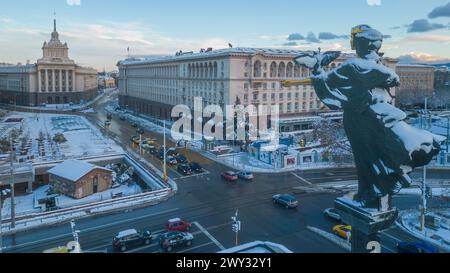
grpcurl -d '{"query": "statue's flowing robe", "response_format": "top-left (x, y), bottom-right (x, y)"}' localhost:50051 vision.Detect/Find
top-left (312, 57), bottom-right (445, 205)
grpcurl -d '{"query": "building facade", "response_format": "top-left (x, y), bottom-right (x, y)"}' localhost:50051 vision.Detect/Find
top-left (0, 19), bottom-right (98, 106)
top-left (395, 64), bottom-right (435, 106)
top-left (118, 48), bottom-right (397, 128)
top-left (435, 66), bottom-right (450, 93)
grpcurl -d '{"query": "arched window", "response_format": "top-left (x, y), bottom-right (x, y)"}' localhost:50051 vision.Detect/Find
top-left (278, 62), bottom-right (286, 78)
top-left (294, 65), bottom-right (300, 78)
top-left (253, 60), bottom-right (262, 77)
top-left (270, 62), bottom-right (277, 78)
top-left (286, 62), bottom-right (294, 78)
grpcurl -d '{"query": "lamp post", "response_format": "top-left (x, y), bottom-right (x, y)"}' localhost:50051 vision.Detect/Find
top-left (163, 120), bottom-right (168, 182)
top-left (9, 136), bottom-right (15, 229)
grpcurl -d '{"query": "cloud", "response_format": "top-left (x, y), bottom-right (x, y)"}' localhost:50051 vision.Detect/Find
top-left (66, 0), bottom-right (81, 6)
top-left (306, 32), bottom-right (320, 43)
top-left (428, 2), bottom-right (450, 18)
top-left (318, 32), bottom-right (349, 40)
top-left (367, 0), bottom-right (381, 6)
top-left (0, 15), bottom-right (13, 24)
top-left (0, 20), bottom-right (229, 70)
top-left (287, 33), bottom-right (304, 41)
top-left (398, 51), bottom-right (450, 64)
top-left (407, 19), bottom-right (447, 32)
top-left (282, 41), bottom-right (298, 46)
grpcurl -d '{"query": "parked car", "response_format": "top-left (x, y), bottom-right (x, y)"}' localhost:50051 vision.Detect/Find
top-left (112, 229), bottom-right (153, 252)
top-left (175, 154), bottom-right (188, 164)
top-left (159, 231), bottom-right (194, 252)
top-left (272, 194), bottom-right (298, 209)
top-left (238, 172), bottom-right (254, 180)
top-left (131, 136), bottom-right (140, 145)
top-left (130, 122), bottom-right (138, 127)
top-left (397, 242), bottom-right (439, 253)
top-left (119, 115), bottom-right (126, 121)
top-left (144, 138), bottom-right (156, 145)
top-left (104, 120), bottom-right (111, 126)
top-left (166, 156), bottom-right (178, 165)
top-left (136, 127), bottom-right (145, 135)
top-left (106, 113), bottom-right (113, 120)
top-left (333, 225), bottom-right (352, 240)
top-left (189, 162), bottom-right (204, 173)
top-left (221, 171), bottom-right (238, 182)
top-left (165, 218), bottom-right (192, 232)
top-left (177, 164), bottom-right (192, 175)
top-left (167, 148), bottom-right (179, 157)
top-left (323, 208), bottom-right (342, 222)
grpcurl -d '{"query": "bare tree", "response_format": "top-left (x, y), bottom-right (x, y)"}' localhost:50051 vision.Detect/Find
top-left (312, 118), bottom-right (354, 163)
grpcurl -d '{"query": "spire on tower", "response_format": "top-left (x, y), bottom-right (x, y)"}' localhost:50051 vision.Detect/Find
top-left (53, 11), bottom-right (57, 32)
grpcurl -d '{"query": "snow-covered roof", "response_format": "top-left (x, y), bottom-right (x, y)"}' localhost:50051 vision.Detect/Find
top-left (119, 47), bottom-right (356, 66)
top-left (48, 159), bottom-right (111, 182)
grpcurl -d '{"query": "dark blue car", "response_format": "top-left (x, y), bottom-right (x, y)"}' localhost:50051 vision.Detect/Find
top-left (397, 242), bottom-right (439, 253)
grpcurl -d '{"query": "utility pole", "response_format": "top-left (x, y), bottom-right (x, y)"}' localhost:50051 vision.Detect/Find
top-left (163, 120), bottom-right (168, 182)
top-left (420, 97), bottom-right (428, 231)
top-left (9, 136), bottom-right (15, 229)
top-left (446, 116), bottom-right (449, 153)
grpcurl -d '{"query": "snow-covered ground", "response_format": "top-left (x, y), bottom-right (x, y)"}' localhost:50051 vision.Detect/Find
top-left (1, 183), bottom-right (142, 218)
top-left (9, 112), bottom-right (123, 162)
top-left (398, 209), bottom-right (450, 252)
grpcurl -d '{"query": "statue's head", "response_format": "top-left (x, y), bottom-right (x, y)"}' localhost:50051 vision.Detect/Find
top-left (351, 25), bottom-right (383, 58)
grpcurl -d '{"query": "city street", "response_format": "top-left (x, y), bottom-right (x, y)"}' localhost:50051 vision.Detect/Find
top-left (1, 92), bottom-right (448, 253)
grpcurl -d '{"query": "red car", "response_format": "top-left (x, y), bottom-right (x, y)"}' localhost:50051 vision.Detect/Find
top-left (221, 171), bottom-right (238, 182)
top-left (165, 218), bottom-right (192, 232)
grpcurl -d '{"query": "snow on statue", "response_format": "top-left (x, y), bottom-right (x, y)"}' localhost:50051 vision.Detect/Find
top-left (282, 25), bottom-right (446, 208)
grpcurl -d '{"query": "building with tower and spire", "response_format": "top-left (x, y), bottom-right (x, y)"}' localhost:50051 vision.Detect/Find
top-left (0, 17), bottom-right (98, 106)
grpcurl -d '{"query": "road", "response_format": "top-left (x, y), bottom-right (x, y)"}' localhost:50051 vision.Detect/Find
top-left (2, 92), bottom-right (449, 253)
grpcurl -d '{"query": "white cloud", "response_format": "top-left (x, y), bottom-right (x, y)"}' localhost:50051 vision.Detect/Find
top-left (367, 0), bottom-right (381, 6)
top-left (66, 0), bottom-right (81, 6)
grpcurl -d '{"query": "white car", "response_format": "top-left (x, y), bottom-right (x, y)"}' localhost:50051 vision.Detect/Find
top-left (324, 208), bottom-right (342, 222)
top-left (238, 172), bottom-right (254, 180)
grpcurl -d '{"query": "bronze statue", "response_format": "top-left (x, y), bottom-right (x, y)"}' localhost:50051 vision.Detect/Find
top-left (283, 25), bottom-right (445, 208)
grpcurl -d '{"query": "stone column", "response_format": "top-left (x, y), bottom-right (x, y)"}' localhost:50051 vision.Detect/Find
top-left (72, 70), bottom-right (76, 91)
top-left (45, 69), bottom-right (49, 92)
top-left (65, 70), bottom-right (69, 92)
top-left (52, 70), bottom-right (56, 92)
top-left (38, 70), bottom-right (42, 93)
top-left (59, 70), bottom-right (62, 92)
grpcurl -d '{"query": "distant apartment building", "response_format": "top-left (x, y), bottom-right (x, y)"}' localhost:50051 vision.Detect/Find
top-left (0, 19), bottom-right (97, 106)
top-left (118, 48), bottom-right (398, 134)
top-left (395, 64), bottom-right (435, 106)
top-left (435, 66), bottom-right (450, 93)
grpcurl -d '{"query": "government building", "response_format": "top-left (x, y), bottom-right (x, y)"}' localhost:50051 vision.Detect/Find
top-left (0, 19), bottom-right (98, 106)
top-left (118, 47), bottom-right (397, 133)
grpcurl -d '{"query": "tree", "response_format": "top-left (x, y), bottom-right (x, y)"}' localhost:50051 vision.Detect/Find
top-left (312, 118), bottom-right (354, 164)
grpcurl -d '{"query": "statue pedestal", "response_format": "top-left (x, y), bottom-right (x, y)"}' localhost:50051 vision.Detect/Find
top-left (335, 196), bottom-right (398, 253)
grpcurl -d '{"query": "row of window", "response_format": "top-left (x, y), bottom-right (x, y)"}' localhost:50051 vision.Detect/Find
top-left (244, 91), bottom-right (316, 101)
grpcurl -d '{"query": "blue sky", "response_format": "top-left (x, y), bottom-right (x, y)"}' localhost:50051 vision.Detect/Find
top-left (1, 0), bottom-right (450, 70)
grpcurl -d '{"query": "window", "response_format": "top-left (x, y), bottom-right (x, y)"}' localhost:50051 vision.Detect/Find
top-left (295, 92), bottom-right (299, 99)
top-left (244, 83), bottom-right (249, 90)
top-left (279, 93), bottom-right (284, 100)
top-left (271, 83), bottom-right (276, 89)
top-left (253, 93), bottom-right (258, 100)
top-left (262, 93), bottom-right (267, 101)
top-left (287, 103), bottom-right (292, 112)
top-left (271, 93), bottom-right (275, 100)
top-left (287, 93), bottom-right (292, 100)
